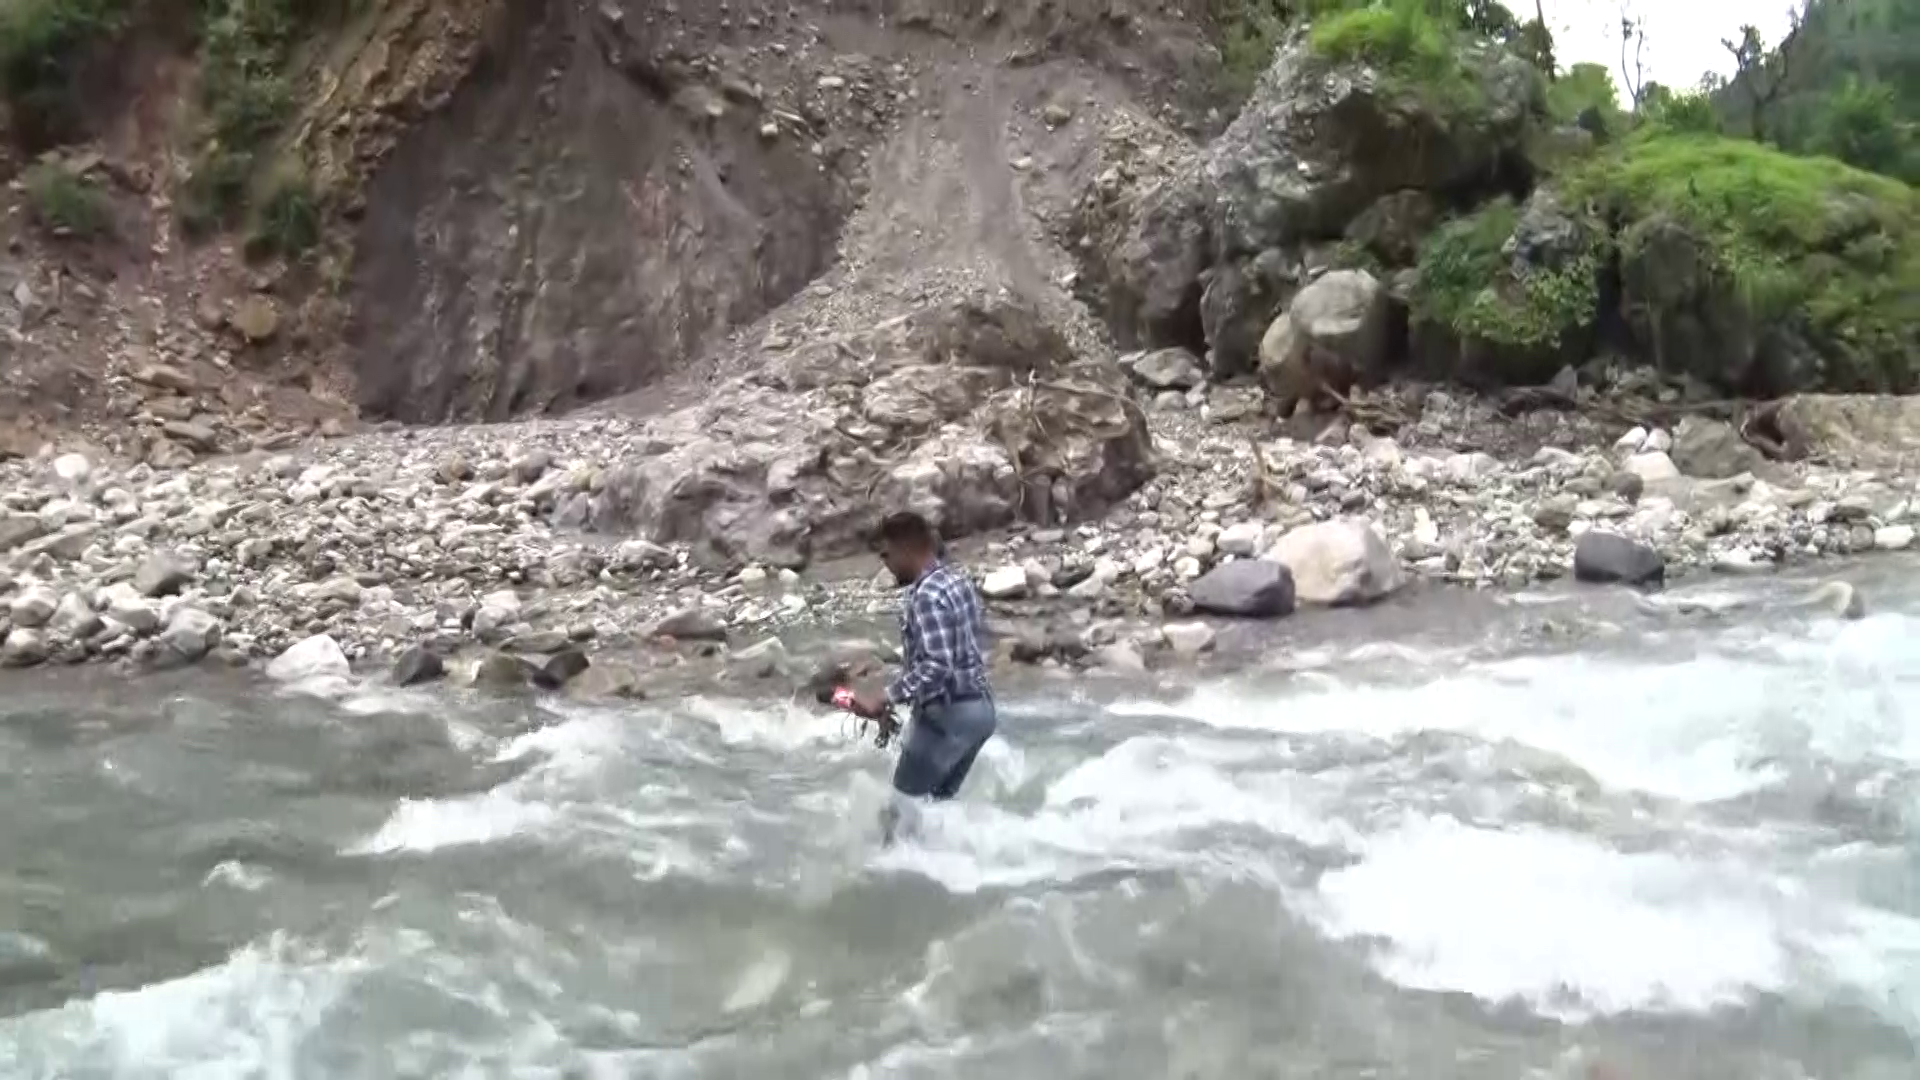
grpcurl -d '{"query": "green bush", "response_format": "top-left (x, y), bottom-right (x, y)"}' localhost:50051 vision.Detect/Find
top-left (245, 175), bottom-right (321, 258)
top-left (23, 161), bottom-right (114, 237)
top-left (1412, 197), bottom-right (1597, 352)
top-left (0, 0), bottom-right (132, 147)
top-left (1569, 132), bottom-right (1920, 389)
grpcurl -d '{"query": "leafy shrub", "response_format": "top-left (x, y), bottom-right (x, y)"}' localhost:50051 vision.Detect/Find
top-left (23, 161), bottom-right (114, 237)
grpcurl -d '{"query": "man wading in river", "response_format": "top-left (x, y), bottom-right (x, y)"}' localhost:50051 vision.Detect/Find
top-left (847, 511), bottom-right (997, 844)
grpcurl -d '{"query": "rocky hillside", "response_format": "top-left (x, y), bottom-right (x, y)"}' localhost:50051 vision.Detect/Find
top-left (2, 0), bottom-right (1915, 560)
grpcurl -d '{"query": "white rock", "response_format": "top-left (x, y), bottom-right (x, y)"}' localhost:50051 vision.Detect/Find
top-left (267, 633), bottom-right (351, 682)
top-left (1264, 518), bottom-right (1401, 606)
top-left (981, 565), bottom-right (1029, 599)
top-left (1216, 521), bottom-right (1265, 557)
top-left (737, 566), bottom-right (769, 590)
top-left (159, 607), bottom-right (221, 663)
top-left (1623, 451), bottom-right (1680, 484)
top-left (1614, 426), bottom-right (1649, 453)
top-left (1643, 428), bottom-right (1673, 453)
top-left (1162, 621), bottom-right (1216, 656)
top-left (101, 583), bottom-right (160, 633)
top-left (52, 453), bottom-right (92, 485)
top-left (1873, 525), bottom-right (1914, 551)
top-left (9, 585), bottom-right (58, 628)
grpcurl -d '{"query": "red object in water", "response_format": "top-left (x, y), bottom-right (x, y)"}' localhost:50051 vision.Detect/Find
top-left (830, 686), bottom-right (856, 710)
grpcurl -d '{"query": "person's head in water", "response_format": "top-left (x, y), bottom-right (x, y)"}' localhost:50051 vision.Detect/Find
top-left (878, 510), bottom-right (941, 587)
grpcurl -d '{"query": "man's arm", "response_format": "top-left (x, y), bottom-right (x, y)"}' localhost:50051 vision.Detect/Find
top-left (887, 587), bottom-right (956, 706)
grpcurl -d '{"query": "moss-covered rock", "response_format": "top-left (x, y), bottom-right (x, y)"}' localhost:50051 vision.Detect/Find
top-left (1409, 189), bottom-right (1600, 386)
top-left (1568, 132), bottom-right (1919, 395)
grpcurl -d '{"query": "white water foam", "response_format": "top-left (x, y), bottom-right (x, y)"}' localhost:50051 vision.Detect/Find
top-left (1300, 815), bottom-right (1920, 1028)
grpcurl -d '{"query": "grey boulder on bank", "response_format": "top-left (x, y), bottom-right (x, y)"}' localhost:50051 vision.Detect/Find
top-left (1187, 560), bottom-right (1296, 617)
top-left (1572, 531), bottom-right (1666, 587)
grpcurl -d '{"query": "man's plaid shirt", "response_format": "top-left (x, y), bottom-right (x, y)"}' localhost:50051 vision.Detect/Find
top-left (886, 560), bottom-right (992, 707)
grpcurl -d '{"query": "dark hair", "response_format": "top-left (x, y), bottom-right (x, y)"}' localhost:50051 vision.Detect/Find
top-left (877, 510), bottom-right (937, 549)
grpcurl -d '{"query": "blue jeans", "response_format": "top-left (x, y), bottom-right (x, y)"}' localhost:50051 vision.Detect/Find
top-left (882, 695), bottom-right (996, 842)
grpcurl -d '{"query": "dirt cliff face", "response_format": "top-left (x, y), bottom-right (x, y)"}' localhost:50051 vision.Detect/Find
top-left (344, 0), bottom-right (1227, 423)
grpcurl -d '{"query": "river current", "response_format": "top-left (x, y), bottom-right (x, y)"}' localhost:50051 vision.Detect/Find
top-left (0, 563), bottom-right (1915, 1078)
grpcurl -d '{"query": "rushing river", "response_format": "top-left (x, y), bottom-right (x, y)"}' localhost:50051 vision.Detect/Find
top-left (0, 564), bottom-right (1917, 1079)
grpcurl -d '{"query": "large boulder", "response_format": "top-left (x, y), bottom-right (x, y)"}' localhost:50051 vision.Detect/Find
top-left (1263, 518), bottom-right (1401, 606)
top-left (1091, 29), bottom-right (1543, 375)
top-left (1258, 269), bottom-right (1391, 416)
top-left (1572, 531), bottom-right (1665, 587)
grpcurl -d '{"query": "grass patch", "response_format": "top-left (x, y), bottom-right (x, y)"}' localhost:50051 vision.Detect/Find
top-left (1307, 0), bottom-right (1483, 117)
top-left (0, 0), bottom-right (132, 147)
top-left (22, 160), bottom-right (114, 236)
top-left (1412, 196), bottom-right (1597, 351)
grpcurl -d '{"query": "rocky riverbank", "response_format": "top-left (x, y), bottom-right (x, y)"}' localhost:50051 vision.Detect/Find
top-left (0, 378), bottom-right (1907, 692)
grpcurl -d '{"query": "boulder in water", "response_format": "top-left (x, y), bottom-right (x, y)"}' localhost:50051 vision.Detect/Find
top-left (390, 645), bottom-right (447, 687)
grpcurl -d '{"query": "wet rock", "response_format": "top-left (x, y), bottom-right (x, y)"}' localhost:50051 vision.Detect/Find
top-left (156, 607), bottom-right (220, 666)
top-left (101, 584), bottom-right (159, 633)
top-left (1187, 560), bottom-right (1296, 618)
top-left (731, 636), bottom-right (790, 679)
top-left (1161, 621), bottom-right (1216, 657)
top-left (1572, 531), bottom-right (1666, 587)
top-left (654, 607), bottom-right (727, 642)
top-left (504, 629), bottom-right (570, 654)
top-left (1094, 641), bottom-right (1148, 672)
top-left (1264, 518), bottom-right (1400, 607)
top-left (1669, 417), bottom-right (1763, 479)
top-left (534, 648), bottom-right (592, 688)
top-left (267, 633), bottom-right (351, 682)
top-left (8, 585), bottom-right (57, 628)
top-left (2, 628), bottom-right (48, 667)
top-left (566, 661), bottom-right (644, 700)
top-left (134, 550), bottom-right (196, 598)
top-left (471, 652), bottom-right (539, 691)
top-left (391, 646), bottom-right (447, 687)
top-left (1806, 580), bottom-right (1865, 620)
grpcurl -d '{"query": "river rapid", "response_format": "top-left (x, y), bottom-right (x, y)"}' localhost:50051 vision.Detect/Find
top-left (0, 564), bottom-right (1916, 1079)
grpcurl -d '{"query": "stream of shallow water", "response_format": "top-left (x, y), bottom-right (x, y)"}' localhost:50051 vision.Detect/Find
top-left (0, 567), bottom-right (1916, 1078)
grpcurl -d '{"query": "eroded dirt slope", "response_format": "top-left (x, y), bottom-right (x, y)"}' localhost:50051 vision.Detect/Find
top-left (346, 0), bottom-right (1227, 423)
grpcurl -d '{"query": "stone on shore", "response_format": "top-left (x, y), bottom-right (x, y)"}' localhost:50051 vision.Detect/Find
top-left (1161, 621), bottom-right (1216, 657)
top-left (1670, 418), bottom-right (1763, 479)
top-left (134, 551), bottom-right (196, 598)
top-left (391, 646), bottom-right (447, 687)
top-left (1621, 451), bottom-right (1680, 484)
top-left (534, 648), bottom-right (592, 688)
top-left (1263, 518), bottom-right (1400, 607)
top-left (1187, 560), bottom-right (1296, 618)
top-left (101, 583), bottom-right (160, 632)
top-left (50, 590), bottom-right (101, 638)
top-left (1126, 347), bottom-right (1205, 391)
top-left (1873, 525), bottom-right (1914, 551)
top-left (1572, 531), bottom-right (1666, 587)
top-left (980, 565), bottom-right (1030, 599)
top-left (2, 628), bottom-right (49, 667)
top-left (268, 633), bottom-right (351, 682)
top-left (9, 585), bottom-right (58, 628)
top-left (156, 607), bottom-right (220, 666)
top-left (654, 607), bottom-right (727, 642)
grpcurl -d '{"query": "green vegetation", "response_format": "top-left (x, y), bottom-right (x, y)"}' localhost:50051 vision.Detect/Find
top-left (1307, 0), bottom-right (1485, 118)
top-left (180, 0), bottom-right (345, 234)
top-left (22, 161), bottom-right (114, 237)
top-left (1411, 197), bottom-right (1597, 354)
top-left (1567, 131), bottom-right (1918, 389)
top-left (245, 174), bottom-right (322, 258)
top-left (0, 0), bottom-right (132, 147)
